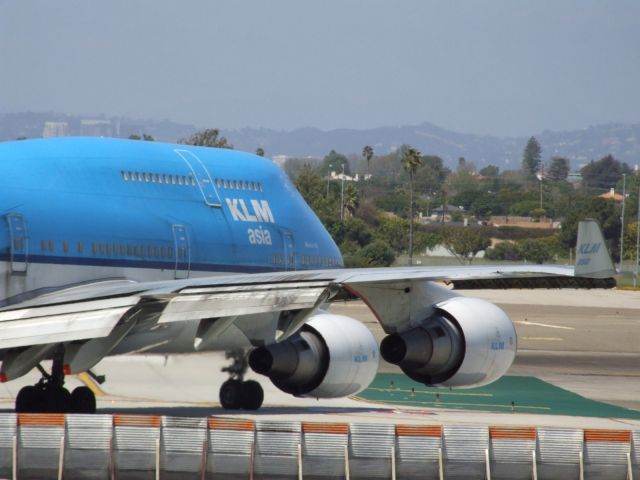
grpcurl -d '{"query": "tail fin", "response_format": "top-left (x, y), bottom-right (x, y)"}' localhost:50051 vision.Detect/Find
top-left (575, 219), bottom-right (616, 278)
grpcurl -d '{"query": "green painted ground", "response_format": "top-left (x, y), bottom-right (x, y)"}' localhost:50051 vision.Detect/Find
top-left (357, 374), bottom-right (640, 419)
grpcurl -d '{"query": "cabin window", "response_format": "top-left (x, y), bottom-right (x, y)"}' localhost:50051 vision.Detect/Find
top-left (127, 244), bottom-right (132, 256)
top-left (168, 246), bottom-right (173, 258)
top-left (133, 245), bottom-right (139, 257)
top-left (92, 242), bottom-right (97, 254)
top-left (98, 242), bottom-right (104, 255)
top-left (154, 246), bottom-right (160, 258)
top-left (151, 174), bottom-right (157, 183)
top-left (147, 244), bottom-right (153, 257)
top-left (77, 241), bottom-right (84, 254)
top-left (120, 243), bottom-right (125, 256)
top-left (63, 240), bottom-right (69, 253)
top-left (176, 176), bottom-right (182, 186)
top-left (189, 175), bottom-right (196, 186)
top-left (161, 245), bottom-right (166, 258)
top-left (157, 175), bottom-right (163, 184)
top-left (121, 171), bottom-right (128, 181)
top-left (105, 243), bottom-right (111, 256)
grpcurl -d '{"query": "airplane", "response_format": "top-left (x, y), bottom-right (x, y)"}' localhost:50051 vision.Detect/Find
top-left (0, 137), bottom-right (616, 414)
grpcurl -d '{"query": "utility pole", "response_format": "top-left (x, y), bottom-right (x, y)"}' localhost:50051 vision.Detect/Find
top-left (340, 164), bottom-right (345, 222)
top-left (620, 173), bottom-right (626, 273)
top-left (536, 172), bottom-right (543, 210)
top-left (326, 164), bottom-right (334, 198)
top-left (635, 178), bottom-right (640, 287)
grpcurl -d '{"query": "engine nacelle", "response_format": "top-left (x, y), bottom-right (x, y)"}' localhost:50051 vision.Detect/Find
top-left (380, 296), bottom-right (516, 388)
top-left (249, 313), bottom-right (379, 398)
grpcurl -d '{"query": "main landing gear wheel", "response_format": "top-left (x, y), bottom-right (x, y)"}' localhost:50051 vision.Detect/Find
top-left (219, 350), bottom-right (265, 410)
top-left (13, 347), bottom-right (98, 414)
top-left (241, 380), bottom-right (264, 410)
top-left (71, 386), bottom-right (97, 414)
top-left (219, 379), bottom-right (264, 410)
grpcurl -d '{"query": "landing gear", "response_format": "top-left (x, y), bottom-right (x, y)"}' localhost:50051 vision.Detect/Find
top-left (14, 348), bottom-right (97, 414)
top-left (219, 350), bottom-right (264, 410)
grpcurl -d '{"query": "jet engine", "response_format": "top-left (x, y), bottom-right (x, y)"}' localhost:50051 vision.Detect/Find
top-left (380, 296), bottom-right (516, 388)
top-left (249, 312), bottom-right (379, 398)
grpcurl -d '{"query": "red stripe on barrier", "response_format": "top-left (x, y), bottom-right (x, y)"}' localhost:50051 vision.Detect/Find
top-left (490, 426), bottom-right (537, 440)
top-left (396, 425), bottom-right (442, 437)
top-left (584, 429), bottom-right (631, 443)
top-left (114, 415), bottom-right (161, 427)
top-left (208, 417), bottom-right (255, 431)
top-left (302, 422), bottom-right (349, 434)
top-left (18, 413), bottom-right (65, 427)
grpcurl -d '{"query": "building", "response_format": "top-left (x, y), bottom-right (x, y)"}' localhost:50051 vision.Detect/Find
top-left (80, 120), bottom-right (113, 137)
top-left (42, 122), bottom-right (69, 138)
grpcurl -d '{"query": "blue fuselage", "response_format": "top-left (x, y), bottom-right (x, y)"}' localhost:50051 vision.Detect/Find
top-left (0, 137), bottom-right (342, 302)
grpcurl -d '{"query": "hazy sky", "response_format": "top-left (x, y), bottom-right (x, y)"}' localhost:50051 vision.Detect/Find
top-left (1, 1), bottom-right (639, 136)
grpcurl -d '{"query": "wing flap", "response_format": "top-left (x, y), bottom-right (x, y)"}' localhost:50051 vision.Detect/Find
top-left (158, 282), bottom-right (329, 323)
top-left (0, 297), bottom-right (140, 349)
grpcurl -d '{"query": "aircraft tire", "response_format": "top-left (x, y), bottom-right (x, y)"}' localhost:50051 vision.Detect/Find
top-left (15, 385), bottom-right (43, 413)
top-left (241, 380), bottom-right (264, 410)
top-left (220, 379), bottom-right (243, 409)
top-left (71, 386), bottom-right (97, 414)
top-left (46, 386), bottom-right (72, 413)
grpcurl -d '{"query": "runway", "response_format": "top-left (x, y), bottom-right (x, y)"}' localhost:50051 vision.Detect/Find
top-left (0, 288), bottom-right (638, 429)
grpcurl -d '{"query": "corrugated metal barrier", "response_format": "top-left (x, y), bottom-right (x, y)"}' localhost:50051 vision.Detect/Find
top-left (0, 413), bottom-right (637, 479)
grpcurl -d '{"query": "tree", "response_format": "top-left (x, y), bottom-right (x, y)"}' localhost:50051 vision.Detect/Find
top-left (318, 150), bottom-right (350, 177)
top-left (485, 241), bottom-right (521, 261)
top-left (479, 165), bottom-right (500, 177)
top-left (179, 128), bottom-right (233, 149)
top-left (343, 183), bottom-right (359, 218)
top-left (362, 145), bottom-right (374, 175)
top-left (345, 240), bottom-right (395, 267)
top-left (580, 154), bottom-right (631, 190)
top-left (256, 147), bottom-right (265, 157)
top-left (521, 136), bottom-right (542, 177)
top-left (519, 239), bottom-right (553, 264)
top-left (547, 157), bottom-right (570, 181)
top-left (294, 165), bottom-right (326, 213)
top-left (377, 216), bottom-right (409, 252)
top-left (400, 146), bottom-right (423, 265)
top-left (441, 227), bottom-right (491, 264)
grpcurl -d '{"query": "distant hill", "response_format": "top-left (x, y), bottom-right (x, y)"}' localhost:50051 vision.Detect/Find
top-left (1, 112), bottom-right (638, 170)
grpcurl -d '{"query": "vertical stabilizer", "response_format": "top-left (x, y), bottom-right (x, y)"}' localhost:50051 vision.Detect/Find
top-left (575, 219), bottom-right (616, 278)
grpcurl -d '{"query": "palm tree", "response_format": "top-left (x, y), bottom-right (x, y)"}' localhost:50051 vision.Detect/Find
top-left (362, 145), bottom-right (374, 176)
top-left (401, 146), bottom-right (423, 265)
top-left (343, 183), bottom-right (359, 218)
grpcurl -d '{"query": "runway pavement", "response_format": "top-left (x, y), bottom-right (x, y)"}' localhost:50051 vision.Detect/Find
top-left (0, 288), bottom-right (638, 429)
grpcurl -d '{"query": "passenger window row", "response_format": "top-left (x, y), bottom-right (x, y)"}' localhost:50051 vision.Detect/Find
top-left (121, 170), bottom-right (197, 187)
top-left (215, 178), bottom-right (264, 192)
top-left (40, 239), bottom-right (187, 259)
top-left (120, 171), bottom-right (264, 193)
top-left (300, 254), bottom-right (339, 267)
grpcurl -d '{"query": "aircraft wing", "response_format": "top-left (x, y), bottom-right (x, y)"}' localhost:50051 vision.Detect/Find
top-left (0, 220), bottom-right (616, 351)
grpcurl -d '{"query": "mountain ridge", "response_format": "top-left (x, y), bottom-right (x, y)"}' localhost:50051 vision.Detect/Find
top-left (1, 112), bottom-right (638, 170)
